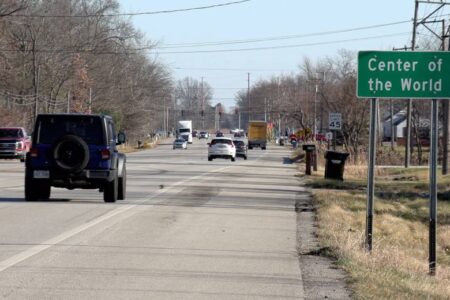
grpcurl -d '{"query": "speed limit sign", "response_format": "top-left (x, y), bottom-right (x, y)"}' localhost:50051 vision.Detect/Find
top-left (329, 113), bottom-right (342, 130)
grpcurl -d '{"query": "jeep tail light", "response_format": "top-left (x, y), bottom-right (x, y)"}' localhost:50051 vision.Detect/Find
top-left (30, 147), bottom-right (39, 158)
top-left (101, 149), bottom-right (110, 160)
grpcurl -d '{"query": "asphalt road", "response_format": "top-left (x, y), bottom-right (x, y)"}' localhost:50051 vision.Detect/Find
top-left (0, 137), bottom-right (348, 299)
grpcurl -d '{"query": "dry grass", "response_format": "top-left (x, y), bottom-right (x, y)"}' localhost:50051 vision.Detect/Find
top-left (118, 140), bottom-right (157, 153)
top-left (310, 166), bottom-right (450, 299)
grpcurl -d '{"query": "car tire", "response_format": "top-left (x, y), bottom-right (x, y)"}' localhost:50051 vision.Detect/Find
top-left (262, 146), bottom-right (266, 150)
top-left (173, 147), bottom-right (175, 150)
top-left (208, 156), bottom-right (213, 161)
top-left (244, 155), bottom-right (247, 160)
top-left (24, 170), bottom-right (51, 201)
top-left (52, 135), bottom-right (90, 173)
top-left (25, 170), bottom-right (38, 201)
top-left (248, 146), bottom-right (253, 150)
top-left (231, 156), bottom-right (235, 162)
top-left (38, 181), bottom-right (51, 200)
top-left (118, 165), bottom-right (126, 200)
top-left (104, 176), bottom-right (118, 203)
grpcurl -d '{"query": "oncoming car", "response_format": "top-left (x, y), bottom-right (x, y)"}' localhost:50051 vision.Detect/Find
top-left (173, 138), bottom-right (188, 150)
top-left (208, 137), bottom-right (236, 161)
top-left (198, 131), bottom-right (209, 139)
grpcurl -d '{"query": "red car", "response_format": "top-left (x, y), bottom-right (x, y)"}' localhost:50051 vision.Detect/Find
top-left (0, 127), bottom-right (31, 162)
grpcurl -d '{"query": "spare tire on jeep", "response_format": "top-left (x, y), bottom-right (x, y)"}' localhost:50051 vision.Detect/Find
top-left (52, 135), bottom-right (90, 173)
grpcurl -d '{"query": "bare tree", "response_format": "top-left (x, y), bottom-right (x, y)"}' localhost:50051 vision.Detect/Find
top-left (175, 77), bottom-right (213, 129)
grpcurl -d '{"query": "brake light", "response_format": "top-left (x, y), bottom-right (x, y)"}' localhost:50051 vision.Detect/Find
top-left (30, 147), bottom-right (39, 158)
top-left (101, 149), bottom-right (110, 160)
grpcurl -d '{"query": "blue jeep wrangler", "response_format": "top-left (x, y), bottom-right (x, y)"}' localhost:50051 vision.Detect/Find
top-left (25, 114), bottom-right (127, 202)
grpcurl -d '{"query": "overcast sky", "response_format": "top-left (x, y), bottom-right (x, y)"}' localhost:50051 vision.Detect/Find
top-left (117, 0), bottom-right (444, 109)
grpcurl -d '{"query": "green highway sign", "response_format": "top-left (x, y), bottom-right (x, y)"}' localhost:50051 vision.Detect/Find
top-left (357, 51), bottom-right (450, 99)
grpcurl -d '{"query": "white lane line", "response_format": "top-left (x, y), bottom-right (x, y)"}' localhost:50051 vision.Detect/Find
top-left (0, 164), bottom-right (234, 273)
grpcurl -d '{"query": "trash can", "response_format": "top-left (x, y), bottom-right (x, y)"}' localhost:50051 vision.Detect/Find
top-left (303, 144), bottom-right (316, 175)
top-left (324, 151), bottom-right (349, 180)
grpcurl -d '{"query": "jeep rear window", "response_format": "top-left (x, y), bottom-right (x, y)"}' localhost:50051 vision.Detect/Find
top-left (0, 129), bottom-right (22, 138)
top-left (37, 116), bottom-right (104, 145)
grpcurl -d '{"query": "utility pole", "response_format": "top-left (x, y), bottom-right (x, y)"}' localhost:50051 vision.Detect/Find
top-left (247, 72), bottom-right (251, 122)
top-left (404, 0), bottom-right (419, 168)
top-left (167, 106), bottom-right (170, 136)
top-left (443, 24), bottom-right (450, 174)
top-left (201, 77), bottom-right (205, 130)
top-left (390, 100), bottom-right (395, 150)
top-left (264, 98), bottom-right (267, 122)
top-left (313, 84), bottom-right (318, 141)
top-left (163, 97), bottom-right (166, 137)
top-left (34, 65), bottom-right (40, 120)
top-left (67, 90), bottom-right (70, 113)
top-left (239, 109), bottom-right (241, 130)
top-left (88, 88), bottom-right (92, 114)
top-left (407, 0), bottom-right (450, 172)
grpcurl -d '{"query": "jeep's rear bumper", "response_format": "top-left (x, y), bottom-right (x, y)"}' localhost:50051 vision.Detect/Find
top-left (29, 168), bottom-right (117, 189)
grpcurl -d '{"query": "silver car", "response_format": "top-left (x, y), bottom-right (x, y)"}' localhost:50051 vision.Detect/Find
top-left (173, 138), bottom-right (187, 150)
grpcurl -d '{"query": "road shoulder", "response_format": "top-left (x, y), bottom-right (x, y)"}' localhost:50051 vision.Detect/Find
top-left (296, 181), bottom-right (352, 299)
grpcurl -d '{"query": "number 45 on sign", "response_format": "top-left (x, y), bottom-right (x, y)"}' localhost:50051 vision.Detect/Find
top-left (329, 113), bottom-right (342, 130)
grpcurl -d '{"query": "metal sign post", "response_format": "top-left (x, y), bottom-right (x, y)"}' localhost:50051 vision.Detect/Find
top-left (429, 98), bottom-right (438, 275)
top-left (357, 50), bottom-right (449, 274)
top-left (365, 98), bottom-right (377, 251)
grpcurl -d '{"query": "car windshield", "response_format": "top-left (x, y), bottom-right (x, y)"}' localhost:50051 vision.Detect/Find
top-left (179, 129), bottom-right (190, 133)
top-left (233, 140), bottom-right (244, 146)
top-left (175, 139), bottom-right (185, 143)
top-left (0, 129), bottom-right (22, 138)
top-left (211, 139), bottom-right (231, 145)
top-left (36, 115), bottom-right (104, 145)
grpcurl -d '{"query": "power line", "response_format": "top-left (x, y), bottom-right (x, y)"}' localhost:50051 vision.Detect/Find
top-left (174, 67), bottom-right (293, 72)
top-left (160, 20), bottom-right (412, 49)
top-left (0, 18), bottom-right (413, 52)
top-left (0, 32), bottom-right (410, 55)
top-left (152, 32), bottom-right (410, 54)
top-left (6, 0), bottom-right (251, 18)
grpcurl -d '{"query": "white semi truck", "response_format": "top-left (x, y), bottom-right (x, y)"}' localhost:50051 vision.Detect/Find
top-left (177, 120), bottom-right (193, 144)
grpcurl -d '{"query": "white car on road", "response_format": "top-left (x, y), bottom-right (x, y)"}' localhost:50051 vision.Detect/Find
top-left (208, 137), bottom-right (236, 161)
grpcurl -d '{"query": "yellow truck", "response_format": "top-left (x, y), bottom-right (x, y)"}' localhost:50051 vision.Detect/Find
top-left (247, 121), bottom-right (267, 150)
